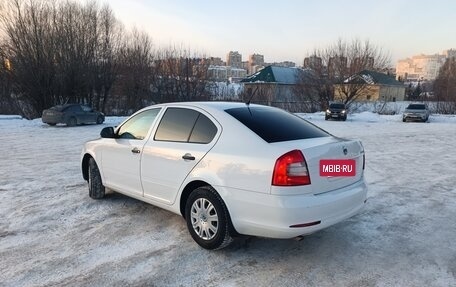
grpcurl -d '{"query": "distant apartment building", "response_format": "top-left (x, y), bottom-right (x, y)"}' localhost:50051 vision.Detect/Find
top-left (226, 51), bottom-right (242, 68)
top-left (242, 61), bottom-right (250, 72)
top-left (248, 53), bottom-right (265, 74)
top-left (269, 61), bottom-right (296, 68)
top-left (207, 65), bottom-right (247, 82)
top-left (303, 55), bottom-right (323, 72)
top-left (207, 57), bottom-right (225, 66)
top-left (395, 51), bottom-right (453, 81)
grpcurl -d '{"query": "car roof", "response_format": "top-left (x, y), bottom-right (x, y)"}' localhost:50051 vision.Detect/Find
top-left (151, 101), bottom-right (265, 112)
top-left (50, 103), bottom-right (81, 111)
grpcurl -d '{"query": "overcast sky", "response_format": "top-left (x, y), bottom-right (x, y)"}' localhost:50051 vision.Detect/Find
top-left (94, 0), bottom-right (455, 66)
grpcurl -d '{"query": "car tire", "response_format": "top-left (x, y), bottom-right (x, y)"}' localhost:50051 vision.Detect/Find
top-left (185, 186), bottom-right (233, 250)
top-left (402, 118), bottom-right (406, 122)
top-left (67, 117), bottom-right (77, 127)
top-left (325, 116), bottom-right (329, 121)
top-left (47, 123), bottom-right (56, 126)
top-left (97, 116), bottom-right (104, 124)
top-left (88, 158), bottom-right (105, 199)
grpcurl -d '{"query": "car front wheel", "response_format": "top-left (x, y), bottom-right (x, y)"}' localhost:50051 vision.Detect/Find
top-left (185, 186), bottom-right (233, 250)
top-left (88, 158), bottom-right (105, 199)
top-left (97, 116), bottom-right (104, 124)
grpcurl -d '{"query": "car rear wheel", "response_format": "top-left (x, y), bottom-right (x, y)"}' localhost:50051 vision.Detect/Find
top-left (402, 118), bottom-right (406, 122)
top-left (185, 186), bottom-right (233, 250)
top-left (88, 158), bottom-right (105, 199)
top-left (67, 117), bottom-right (77, 127)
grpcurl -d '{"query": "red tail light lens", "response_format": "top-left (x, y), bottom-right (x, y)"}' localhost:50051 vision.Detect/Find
top-left (272, 150), bottom-right (311, 186)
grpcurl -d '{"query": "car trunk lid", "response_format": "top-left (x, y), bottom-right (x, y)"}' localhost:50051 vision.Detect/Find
top-left (271, 136), bottom-right (364, 195)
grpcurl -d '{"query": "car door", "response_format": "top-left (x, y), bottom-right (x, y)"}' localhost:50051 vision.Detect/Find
top-left (141, 107), bottom-right (220, 204)
top-left (65, 105), bottom-right (85, 123)
top-left (81, 105), bottom-right (96, 123)
top-left (101, 108), bottom-right (161, 197)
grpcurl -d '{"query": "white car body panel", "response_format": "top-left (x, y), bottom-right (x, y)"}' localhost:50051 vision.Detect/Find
top-left (101, 138), bottom-right (144, 197)
top-left (141, 141), bottom-right (215, 204)
top-left (82, 102), bottom-right (367, 240)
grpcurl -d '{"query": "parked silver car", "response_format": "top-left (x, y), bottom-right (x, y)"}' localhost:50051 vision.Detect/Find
top-left (42, 104), bottom-right (105, 126)
top-left (402, 103), bottom-right (430, 122)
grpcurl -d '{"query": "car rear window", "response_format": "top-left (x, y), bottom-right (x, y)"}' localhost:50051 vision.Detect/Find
top-left (50, 105), bottom-right (65, 111)
top-left (407, 104), bottom-right (426, 109)
top-left (225, 106), bottom-right (330, 143)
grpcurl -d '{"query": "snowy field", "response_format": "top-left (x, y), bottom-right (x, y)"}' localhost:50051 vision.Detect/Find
top-left (1, 112), bottom-right (455, 286)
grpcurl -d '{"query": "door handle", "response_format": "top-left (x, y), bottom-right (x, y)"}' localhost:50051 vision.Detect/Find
top-left (182, 153), bottom-right (195, 161)
top-left (131, 147), bottom-right (141, 154)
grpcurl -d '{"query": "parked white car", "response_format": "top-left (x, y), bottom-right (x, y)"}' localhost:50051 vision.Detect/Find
top-left (81, 102), bottom-right (368, 249)
top-left (402, 103), bottom-right (430, 122)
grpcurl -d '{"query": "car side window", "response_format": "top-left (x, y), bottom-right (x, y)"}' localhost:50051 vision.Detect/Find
top-left (65, 105), bottom-right (83, 113)
top-left (154, 108), bottom-right (217, 144)
top-left (81, 106), bottom-right (93, 112)
top-left (117, 108), bottom-right (161, 140)
top-left (189, 114), bottom-right (217, 144)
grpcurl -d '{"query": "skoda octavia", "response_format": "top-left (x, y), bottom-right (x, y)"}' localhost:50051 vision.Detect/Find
top-left (81, 102), bottom-right (367, 250)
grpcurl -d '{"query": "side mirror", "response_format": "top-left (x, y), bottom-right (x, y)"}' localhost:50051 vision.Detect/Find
top-left (100, 127), bottom-right (116, 138)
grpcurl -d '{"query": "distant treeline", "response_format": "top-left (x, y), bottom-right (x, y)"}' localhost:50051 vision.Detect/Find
top-left (0, 0), bottom-right (224, 118)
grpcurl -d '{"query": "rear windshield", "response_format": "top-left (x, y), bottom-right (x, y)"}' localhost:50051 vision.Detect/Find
top-left (329, 103), bottom-right (345, 109)
top-left (225, 106), bottom-right (330, 143)
top-left (407, 104), bottom-right (426, 109)
top-left (50, 105), bottom-right (65, 111)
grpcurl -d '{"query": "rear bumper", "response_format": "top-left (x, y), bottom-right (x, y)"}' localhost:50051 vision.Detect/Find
top-left (42, 115), bottom-right (64, 124)
top-left (220, 179), bottom-right (367, 239)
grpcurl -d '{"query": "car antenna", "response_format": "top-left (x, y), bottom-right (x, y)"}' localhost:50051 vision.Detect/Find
top-left (246, 86), bottom-right (258, 106)
top-left (245, 86), bottom-right (258, 116)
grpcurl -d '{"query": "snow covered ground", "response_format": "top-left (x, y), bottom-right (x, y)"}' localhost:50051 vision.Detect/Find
top-left (1, 112), bottom-right (455, 286)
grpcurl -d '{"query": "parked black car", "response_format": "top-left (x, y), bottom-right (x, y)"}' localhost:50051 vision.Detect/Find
top-left (42, 104), bottom-right (105, 126)
top-left (325, 103), bottom-right (347, 121)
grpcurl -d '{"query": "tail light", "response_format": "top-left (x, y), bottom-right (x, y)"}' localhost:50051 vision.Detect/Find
top-left (272, 150), bottom-right (311, 186)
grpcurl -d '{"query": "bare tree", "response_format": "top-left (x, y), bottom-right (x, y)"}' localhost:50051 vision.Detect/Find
top-left (434, 57), bottom-right (456, 114)
top-left (0, 43), bottom-right (16, 113)
top-left (113, 28), bottom-right (154, 113)
top-left (303, 39), bottom-right (391, 108)
top-left (1, 0), bottom-right (213, 118)
top-left (1, 0), bottom-right (58, 118)
top-left (152, 46), bottom-right (211, 103)
top-left (90, 4), bottom-right (123, 112)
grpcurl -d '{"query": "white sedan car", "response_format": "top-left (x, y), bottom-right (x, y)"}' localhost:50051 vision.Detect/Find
top-left (81, 102), bottom-right (367, 250)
